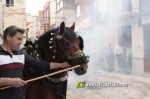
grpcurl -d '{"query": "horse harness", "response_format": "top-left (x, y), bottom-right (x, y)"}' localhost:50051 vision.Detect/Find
top-left (24, 28), bottom-right (89, 84)
top-left (42, 28), bottom-right (89, 83)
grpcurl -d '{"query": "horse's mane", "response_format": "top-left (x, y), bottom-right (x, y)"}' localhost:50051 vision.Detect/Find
top-left (39, 28), bottom-right (59, 44)
top-left (37, 27), bottom-right (78, 58)
top-left (37, 28), bottom-right (59, 57)
top-left (39, 27), bottom-right (77, 43)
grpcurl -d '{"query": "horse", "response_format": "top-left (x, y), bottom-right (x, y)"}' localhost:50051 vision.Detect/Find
top-left (23, 22), bottom-right (89, 99)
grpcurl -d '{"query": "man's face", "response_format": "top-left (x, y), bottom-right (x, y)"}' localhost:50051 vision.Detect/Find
top-left (8, 32), bottom-right (23, 51)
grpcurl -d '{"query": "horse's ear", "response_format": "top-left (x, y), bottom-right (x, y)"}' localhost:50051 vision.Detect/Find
top-left (59, 22), bottom-right (65, 35)
top-left (70, 22), bottom-right (75, 32)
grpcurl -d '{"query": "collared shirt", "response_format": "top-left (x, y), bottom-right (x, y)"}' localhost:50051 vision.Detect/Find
top-left (0, 46), bottom-right (50, 99)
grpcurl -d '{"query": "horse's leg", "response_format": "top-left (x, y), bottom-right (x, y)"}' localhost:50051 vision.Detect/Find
top-left (25, 81), bottom-right (41, 99)
top-left (39, 82), bottom-right (57, 99)
top-left (39, 81), bottom-right (68, 99)
top-left (59, 80), bottom-right (68, 99)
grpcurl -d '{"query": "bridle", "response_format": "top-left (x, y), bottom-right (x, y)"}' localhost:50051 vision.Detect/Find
top-left (41, 28), bottom-right (89, 83)
top-left (54, 29), bottom-right (89, 66)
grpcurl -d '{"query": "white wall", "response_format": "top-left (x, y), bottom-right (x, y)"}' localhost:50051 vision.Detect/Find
top-left (132, 22), bottom-right (144, 75)
top-left (50, 1), bottom-right (56, 27)
top-left (3, 0), bottom-right (26, 29)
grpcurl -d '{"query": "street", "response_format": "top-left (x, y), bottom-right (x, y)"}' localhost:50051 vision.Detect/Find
top-left (67, 71), bottom-right (150, 99)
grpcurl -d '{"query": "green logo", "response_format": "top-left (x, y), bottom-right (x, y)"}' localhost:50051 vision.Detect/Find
top-left (76, 81), bottom-right (86, 89)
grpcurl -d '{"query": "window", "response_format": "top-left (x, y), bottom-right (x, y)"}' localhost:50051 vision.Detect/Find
top-left (76, 4), bottom-right (80, 17)
top-left (47, 10), bottom-right (49, 20)
top-left (122, 0), bottom-right (132, 12)
top-left (64, 0), bottom-right (74, 7)
top-left (44, 12), bottom-right (46, 20)
top-left (98, 0), bottom-right (107, 18)
top-left (56, 0), bottom-right (63, 11)
top-left (57, 0), bottom-right (60, 3)
top-left (57, 5), bottom-right (60, 11)
top-left (36, 19), bottom-right (38, 27)
top-left (117, 0), bottom-right (132, 13)
top-left (106, 0), bottom-right (115, 17)
top-left (6, 0), bottom-right (14, 7)
top-left (60, 1), bottom-right (63, 9)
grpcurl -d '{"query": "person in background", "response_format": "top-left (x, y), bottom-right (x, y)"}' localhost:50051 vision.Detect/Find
top-left (115, 43), bottom-right (123, 72)
top-left (99, 45), bottom-right (105, 70)
top-left (105, 44), bottom-right (114, 72)
top-left (122, 44), bottom-right (131, 75)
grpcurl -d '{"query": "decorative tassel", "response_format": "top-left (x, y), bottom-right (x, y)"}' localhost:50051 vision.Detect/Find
top-left (50, 38), bottom-right (53, 41)
top-left (51, 33), bottom-right (55, 36)
top-left (50, 46), bottom-right (53, 49)
top-left (53, 56), bottom-right (55, 59)
top-left (49, 41), bottom-right (53, 44)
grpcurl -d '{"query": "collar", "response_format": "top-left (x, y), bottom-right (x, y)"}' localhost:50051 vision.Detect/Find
top-left (0, 45), bottom-right (18, 54)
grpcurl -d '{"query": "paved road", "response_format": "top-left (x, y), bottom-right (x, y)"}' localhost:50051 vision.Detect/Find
top-left (67, 71), bottom-right (150, 99)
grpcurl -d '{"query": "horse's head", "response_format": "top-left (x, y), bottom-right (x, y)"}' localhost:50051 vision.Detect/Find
top-left (57, 22), bottom-right (89, 75)
top-left (38, 22), bottom-right (89, 75)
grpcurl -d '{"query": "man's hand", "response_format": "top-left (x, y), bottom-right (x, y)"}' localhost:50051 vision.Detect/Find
top-left (60, 62), bottom-right (71, 68)
top-left (9, 78), bottom-right (27, 88)
top-left (0, 77), bottom-right (27, 88)
top-left (50, 62), bottom-right (71, 69)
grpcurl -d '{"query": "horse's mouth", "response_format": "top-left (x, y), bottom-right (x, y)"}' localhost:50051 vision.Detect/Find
top-left (67, 50), bottom-right (89, 66)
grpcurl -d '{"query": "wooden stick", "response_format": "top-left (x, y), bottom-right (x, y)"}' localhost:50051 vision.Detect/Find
top-left (0, 65), bottom-right (80, 90)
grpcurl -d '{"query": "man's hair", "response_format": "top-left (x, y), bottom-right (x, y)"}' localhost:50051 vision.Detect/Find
top-left (3, 25), bottom-right (25, 40)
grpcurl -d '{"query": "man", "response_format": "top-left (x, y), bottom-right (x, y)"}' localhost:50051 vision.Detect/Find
top-left (115, 44), bottom-right (123, 72)
top-left (0, 25), bottom-right (70, 99)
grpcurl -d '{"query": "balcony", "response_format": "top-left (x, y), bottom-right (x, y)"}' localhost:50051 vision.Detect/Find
top-left (115, 0), bottom-right (139, 16)
top-left (90, 0), bottom-right (139, 22)
top-left (40, 19), bottom-right (50, 26)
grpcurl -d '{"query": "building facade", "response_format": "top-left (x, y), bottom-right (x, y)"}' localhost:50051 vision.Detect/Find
top-left (3, 0), bottom-right (26, 29)
top-left (74, 0), bottom-right (90, 31)
top-left (49, 0), bottom-right (56, 29)
top-left (40, 1), bottom-right (50, 34)
top-left (55, 0), bottom-right (75, 27)
top-left (32, 16), bottom-right (40, 40)
top-left (0, 0), bottom-right (26, 43)
top-left (74, 0), bottom-right (150, 77)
